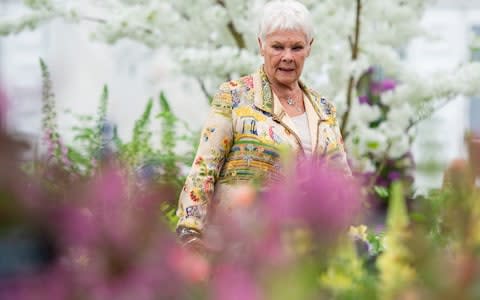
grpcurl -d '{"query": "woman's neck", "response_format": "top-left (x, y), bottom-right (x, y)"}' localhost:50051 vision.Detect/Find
top-left (269, 80), bottom-right (301, 97)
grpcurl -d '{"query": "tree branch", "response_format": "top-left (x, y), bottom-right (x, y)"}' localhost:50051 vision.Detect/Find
top-left (196, 77), bottom-right (213, 104)
top-left (406, 96), bottom-right (454, 132)
top-left (340, 0), bottom-right (362, 138)
top-left (71, 14), bottom-right (154, 35)
top-left (216, 0), bottom-right (246, 49)
top-left (227, 21), bottom-right (247, 49)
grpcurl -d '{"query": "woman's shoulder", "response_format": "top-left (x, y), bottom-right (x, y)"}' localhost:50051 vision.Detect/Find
top-left (213, 74), bottom-right (255, 107)
top-left (219, 73), bottom-right (255, 92)
top-left (305, 87), bottom-right (337, 116)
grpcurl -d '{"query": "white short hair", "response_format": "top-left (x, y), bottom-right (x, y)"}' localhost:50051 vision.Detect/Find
top-left (258, 0), bottom-right (314, 43)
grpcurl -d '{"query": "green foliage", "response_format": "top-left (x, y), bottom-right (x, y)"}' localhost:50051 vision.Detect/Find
top-left (68, 85), bottom-right (110, 175)
top-left (366, 231), bottom-right (385, 256)
top-left (157, 92), bottom-right (180, 182)
top-left (119, 97), bottom-right (155, 167)
top-left (320, 243), bottom-right (378, 299)
top-left (36, 61), bottom-right (198, 228)
top-left (373, 185), bottom-right (389, 200)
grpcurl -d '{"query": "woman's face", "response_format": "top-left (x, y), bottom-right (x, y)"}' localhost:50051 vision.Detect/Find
top-left (258, 29), bottom-right (312, 88)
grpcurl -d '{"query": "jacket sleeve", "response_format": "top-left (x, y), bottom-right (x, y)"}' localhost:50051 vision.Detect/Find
top-left (331, 119), bottom-right (352, 176)
top-left (317, 96), bottom-right (352, 176)
top-left (176, 82), bottom-right (234, 232)
top-left (329, 104), bottom-right (352, 176)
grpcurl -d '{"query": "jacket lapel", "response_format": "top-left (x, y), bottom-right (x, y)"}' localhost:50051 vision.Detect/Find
top-left (253, 67), bottom-right (296, 130)
top-left (253, 67), bottom-right (274, 115)
top-left (301, 84), bottom-right (330, 155)
top-left (252, 66), bottom-right (328, 154)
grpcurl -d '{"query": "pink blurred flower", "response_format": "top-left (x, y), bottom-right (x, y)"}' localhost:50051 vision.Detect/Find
top-left (168, 246), bottom-right (210, 283)
top-left (262, 158), bottom-right (362, 241)
top-left (2, 164), bottom-right (197, 300)
top-left (0, 265), bottom-right (71, 300)
top-left (212, 264), bottom-right (262, 300)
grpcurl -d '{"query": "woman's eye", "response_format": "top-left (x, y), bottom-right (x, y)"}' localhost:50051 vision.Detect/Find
top-left (293, 46), bottom-right (304, 51)
top-left (272, 45), bottom-right (283, 50)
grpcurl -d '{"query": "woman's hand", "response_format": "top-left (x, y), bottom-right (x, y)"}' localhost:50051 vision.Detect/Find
top-left (177, 226), bottom-right (208, 255)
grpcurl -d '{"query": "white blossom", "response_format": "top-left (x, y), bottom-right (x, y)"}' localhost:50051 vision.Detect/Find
top-left (386, 103), bottom-right (413, 131)
top-left (387, 133), bottom-right (410, 159)
top-left (349, 126), bottom-right (389, 158)
top-left (1, 0), bottom-right (477, 173)
top-left (351, 103), bottom-right (383, 125)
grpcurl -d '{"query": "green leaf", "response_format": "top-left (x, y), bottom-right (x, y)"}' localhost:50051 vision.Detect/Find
top-left (373, 185), bottom-right (389, 199)
top-left (366, 141), bottom-right (379, 150)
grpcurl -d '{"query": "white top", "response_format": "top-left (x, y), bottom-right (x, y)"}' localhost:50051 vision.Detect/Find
top-left (289, 112), bottom-right (312, 155)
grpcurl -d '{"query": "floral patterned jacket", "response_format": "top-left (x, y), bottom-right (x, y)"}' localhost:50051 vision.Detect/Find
top-left (176, 67), bottom-right (350, 232)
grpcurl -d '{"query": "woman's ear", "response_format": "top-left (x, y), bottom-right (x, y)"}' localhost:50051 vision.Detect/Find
top-left (307, 38), bottom-right (314, 56)
top-left (258, 37), bottom-right (264, 56)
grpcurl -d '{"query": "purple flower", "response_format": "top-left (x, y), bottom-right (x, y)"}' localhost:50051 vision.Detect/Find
top-left (358, 95), bottom-right (371, 105)
top-left (371, 79), bottom-right (396, 95)
top-left (387, 171), bottom-right (402, 182)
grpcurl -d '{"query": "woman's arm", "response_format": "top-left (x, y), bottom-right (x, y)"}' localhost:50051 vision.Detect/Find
top-left (331, 120), bottom-right (352, 176)
top-left (176, 82), bottom-right (234, 236)
top-left (323, 99), bottom-right (352, 176)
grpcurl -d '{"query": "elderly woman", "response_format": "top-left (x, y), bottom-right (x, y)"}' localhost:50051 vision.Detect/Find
top-left (176, 0), bottom-right (350, 248)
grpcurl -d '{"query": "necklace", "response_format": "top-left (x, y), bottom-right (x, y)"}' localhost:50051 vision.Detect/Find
top-left (285, 94), bottom-right (303, 113)
top-left (271, 85), bottom-right (304, 113)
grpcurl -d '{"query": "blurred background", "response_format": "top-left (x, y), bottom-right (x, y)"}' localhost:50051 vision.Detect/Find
top-left (0, 0), bottom-right (479, 192)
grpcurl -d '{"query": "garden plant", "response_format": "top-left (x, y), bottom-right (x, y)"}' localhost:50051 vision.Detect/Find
top-left (1, 0), bottom-right (480, 299)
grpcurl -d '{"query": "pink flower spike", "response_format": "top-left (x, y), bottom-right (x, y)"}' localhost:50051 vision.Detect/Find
top-left (262, 157), bottom-right (362, 242)
top-left (212, 264), bottom-right (262, 300)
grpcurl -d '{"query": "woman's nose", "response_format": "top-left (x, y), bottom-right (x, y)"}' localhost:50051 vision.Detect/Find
top-left (281, 50), bottom-right (294, 62)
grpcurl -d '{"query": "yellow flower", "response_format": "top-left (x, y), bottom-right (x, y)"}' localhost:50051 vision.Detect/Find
top-left (349, 225), bottom-right (368, 241)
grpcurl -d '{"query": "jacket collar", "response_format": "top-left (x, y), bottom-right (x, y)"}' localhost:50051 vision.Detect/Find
top-left (252, 66), bottom-right (331, 154)
top-left (252, 66), bottom-right (329, 121)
